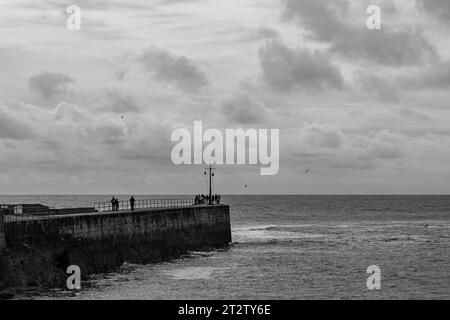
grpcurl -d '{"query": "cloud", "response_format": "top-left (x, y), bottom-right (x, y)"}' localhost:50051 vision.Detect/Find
top-left (366, 130), bottom-right (404, 159)
top-left (53, 101), bottom-right (128, 145)
top-left (242, 26), bottom-right (281, 41)
top-left (28, 71), bottom-right (75, 99)
top-left (0, 106), bottom-right (36, 140)
top-left (354, 70), bottom-right (399, 101)
top-left (296, 123), bottom-right (407, 158)
top-left (54, 102), bottom-right (87, 123)
top-left (93, 124), bottom-right (127, 145)
top-left (137, 46), bottom-right (208, 93)
top-left (50, 100), bottom-right (179, 161)
top-left (53, 0), bottom-right (150, 10)
top-left (0, 99), bottom-right (178, 188)
top-left (116, 121), bottom-right (176, 164)
top-left (289, 123), bottom-right (412, 172)
top-left (114, 67), bottom-right (129, 81)
top-left (220, 92), bottom-right (269, 124)
top-left (398, 108), bottom-right (430, 121)
top-left (282, 0), bottom-right (437, 66)
top-left (300, 122), bottom-right (344, 149)
top-left (398, 61), bottom-right (450, 90)
top-left (416, 0), bottom-right (450, 24)
top-left (283, 0), bottom-right (348, 42)
top-left (355, 60), bottom-right (450, 99)
top-left (258, 40), bottom-right (344, 91)
top-left (100, 90), bottom-right (141, 113)
top-left (1, 0), bottom-right (450, 193)
top-left (335, 29), bottom-right (435, 67)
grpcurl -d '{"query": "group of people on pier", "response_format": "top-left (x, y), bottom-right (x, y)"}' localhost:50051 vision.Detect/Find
top-left (110, 197), bottom-right (120, 211)
top-left (108, 194), bottom-right (219, 212)
top-left (194, 194), bottom-right (221, 205)
top-left (110, 196), bottom-right (136, 211)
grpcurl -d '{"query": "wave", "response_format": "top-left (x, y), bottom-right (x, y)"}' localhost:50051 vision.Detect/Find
top-left (232, 224), bottom-right (324, 244)
top-left (232, 239), bottom-right (299, 246)
top-left (163, 267), bottom-right (226, 280)
top-left (246, 225), bottom-right (278, 231)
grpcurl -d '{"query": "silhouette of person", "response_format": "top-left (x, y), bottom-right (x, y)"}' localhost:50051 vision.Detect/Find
top-left (111, 197), bottom-right (116, 211)
top-left (115, 198), bottom-right (120, 211)
top-left (130, 196), bottom-right (135, 211)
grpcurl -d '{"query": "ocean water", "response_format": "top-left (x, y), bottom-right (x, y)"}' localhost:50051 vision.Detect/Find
top-left (1, 195), bottom-right (449, 299)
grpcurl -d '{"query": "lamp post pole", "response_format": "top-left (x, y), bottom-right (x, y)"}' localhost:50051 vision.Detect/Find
top-left (204, 163), bottom-right (215, 205)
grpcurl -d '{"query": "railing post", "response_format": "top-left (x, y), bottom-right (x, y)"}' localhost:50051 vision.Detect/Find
top-left (0, 209), bottom-right (6, 250)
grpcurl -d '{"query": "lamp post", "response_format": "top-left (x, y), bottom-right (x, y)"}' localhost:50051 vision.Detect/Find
top-left (204, 163), bottom-right (215, 205)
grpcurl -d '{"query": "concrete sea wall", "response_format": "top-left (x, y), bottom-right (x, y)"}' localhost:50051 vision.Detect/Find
top-left (0, 205), bottom-right (231, 290)
top-left (0, 212), bottom-right (5, 250)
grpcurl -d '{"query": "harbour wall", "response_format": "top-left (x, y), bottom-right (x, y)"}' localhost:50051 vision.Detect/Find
top-left (0, 205), bottom-right (231, 290)
top-left (0, 212), bottom-right (5, 250)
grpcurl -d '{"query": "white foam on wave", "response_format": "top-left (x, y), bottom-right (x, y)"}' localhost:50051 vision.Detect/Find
top-left (163, 267), bottom-right (225, 280)
top-left (233, 225), bottom-right (324, 243)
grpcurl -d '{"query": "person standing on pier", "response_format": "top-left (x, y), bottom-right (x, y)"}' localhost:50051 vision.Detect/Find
top-left (130, 196), bottom-right (135, 211)
top-left (111, 197), bottom-right (116, 211)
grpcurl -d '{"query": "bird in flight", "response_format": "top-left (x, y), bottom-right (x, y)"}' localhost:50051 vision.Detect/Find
top-left (305, 169), bottom-right (311, 173)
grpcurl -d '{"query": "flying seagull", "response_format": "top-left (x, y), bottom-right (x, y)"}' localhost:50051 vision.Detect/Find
top-left (305, 169), bottom-right (311, 173)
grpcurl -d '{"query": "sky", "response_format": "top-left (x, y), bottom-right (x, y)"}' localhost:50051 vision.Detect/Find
top-left (0, 0), bottom-right (450, 194)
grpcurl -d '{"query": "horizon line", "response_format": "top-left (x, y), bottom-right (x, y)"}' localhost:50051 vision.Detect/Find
top-left (1, 193), bottom-right (450, 196)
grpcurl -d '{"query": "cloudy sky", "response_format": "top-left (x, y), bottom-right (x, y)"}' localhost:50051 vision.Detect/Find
top-left (0, 0), bottom-right (450, 194)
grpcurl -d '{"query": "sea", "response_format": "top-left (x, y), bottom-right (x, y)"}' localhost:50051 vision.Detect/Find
top-left (1, 194), bottom-right (449, 299)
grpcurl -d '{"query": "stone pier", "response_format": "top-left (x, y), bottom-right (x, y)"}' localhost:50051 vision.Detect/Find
top-left (0, 211), bottom-right (5, 250)
top-left (0, 204), bottom-right (231, 289)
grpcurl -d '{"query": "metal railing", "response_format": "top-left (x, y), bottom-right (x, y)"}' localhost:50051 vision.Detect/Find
top-left (94, 198), bottom-right (195, 212)
top-left (2, 197), bottom-right (208, 221)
